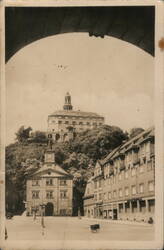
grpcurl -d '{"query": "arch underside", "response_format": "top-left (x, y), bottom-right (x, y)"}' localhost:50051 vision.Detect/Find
top-left (5, 6), bottom-right (155, 61)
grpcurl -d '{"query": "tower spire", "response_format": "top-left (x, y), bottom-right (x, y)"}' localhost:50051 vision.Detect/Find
top-left (63, 92), bottom-right (73, 110)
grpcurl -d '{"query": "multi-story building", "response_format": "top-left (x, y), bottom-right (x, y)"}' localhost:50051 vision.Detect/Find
top-left (26, 148), bottom-right (73, 216)
top-left (47, 92), bottom-right (105, 142)
top-left (83, 127), bottom-right (155, 223)
top-left (83, 176), bottom-right (95, 218)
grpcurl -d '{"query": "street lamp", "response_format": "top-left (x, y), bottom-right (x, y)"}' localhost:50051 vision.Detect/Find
top-left (78, 207), bottom-right (81, 219)
top-left (40, 203), bottom-right (46, 229)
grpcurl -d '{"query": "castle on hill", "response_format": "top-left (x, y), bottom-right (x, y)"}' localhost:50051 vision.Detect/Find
top-left (47, 92), bottom-right (105, 142)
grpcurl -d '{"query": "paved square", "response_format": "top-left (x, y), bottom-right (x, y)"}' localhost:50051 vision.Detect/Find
top-left (5, 216), bottom-right (154, 241)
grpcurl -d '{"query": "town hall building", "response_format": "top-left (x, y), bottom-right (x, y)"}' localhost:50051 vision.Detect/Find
top-left (47, 92), bottom-right (105, 142)
top-left (26, 147), bottom-right (73, 216)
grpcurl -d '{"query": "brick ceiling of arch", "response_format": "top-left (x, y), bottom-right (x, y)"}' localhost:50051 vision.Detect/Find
top-left (5, 6), bottom-right (155, 62)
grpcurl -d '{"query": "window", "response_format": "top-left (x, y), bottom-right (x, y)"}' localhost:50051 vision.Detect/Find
top-left (119, 189), bottom-right (123, 197)
top-left (87, 122), bottom-right (90, 125)
top-left (108, 192), bottom-right (112, 199)
top-left (148, 181), bottom-right (154, 192)
top-left (65, 121), bottom-right (69, 124)
top-left (104, 193), bottom-right (107, 200)
top-left (46, 178), bottom-right (53, 186)
top-left (99, 123), bottom-right (102, 126)
top-left (79, 122), bottom-right (83, 125)
top-left (113, 190), bottom-right (117, 198)
top-left (99, 179), bottom-right (102, 188)
top-left (32, 191), bottom-right (39, 199)
top-left (93, 122), bottom-right (97, 126)
top-left (131, 168), bottom-right (136, 176)
top-left (125, 187), bottom-right (129, 196)
top-left (72, 121), bottom-right (76, 125)
top-left (139, 165), bottom-right (144, 173)
top-left (139, 183), bottom-right (144, 193)
top-left (99, 193), bottom-right (103, 200)
top-left (46, 191), bottom-right (53, 199)
top-left (132, 185), bottom-right (136, 195)
top-left (58, 121), bottom-right (62, 124)
top-left (60, 179), bottom-right (67, 186)
top-left (32, 179), bottom-right (39, 186)
top-left (60, 190), bottom-right (67, 199)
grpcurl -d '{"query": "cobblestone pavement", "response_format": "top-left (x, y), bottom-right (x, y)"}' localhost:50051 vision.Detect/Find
top-left (5, 216), bottom-right (154, 242)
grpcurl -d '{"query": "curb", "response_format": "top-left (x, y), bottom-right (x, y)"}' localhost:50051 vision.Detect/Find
top-left (83, 217), bottom-right (154, 227)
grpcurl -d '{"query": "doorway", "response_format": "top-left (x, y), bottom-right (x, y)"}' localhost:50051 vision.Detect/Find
top-left (113, 209), bottom-right (118, 220)
top-left (45, 202), bottom-right (54, 216)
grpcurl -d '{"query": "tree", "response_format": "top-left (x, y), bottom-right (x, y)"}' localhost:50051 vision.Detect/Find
top-left (129, 127), bottom-right (144, 139)
top-left (31, 131), bottom-right (48, 143)
top-left (15, 126), bottom-right (32, 143)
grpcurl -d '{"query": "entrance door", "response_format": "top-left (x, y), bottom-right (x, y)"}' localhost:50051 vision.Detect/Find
top-left (45, 202), bottom-right (54, 216)
top-left (113, 209), bottom-right (118, 220)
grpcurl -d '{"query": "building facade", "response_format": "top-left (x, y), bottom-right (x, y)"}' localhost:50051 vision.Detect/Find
top-left (47, 92), bottom-right (105, 142)
top-left (26, 149), bottom-right (73, 216)
top-left (83, 127), bottom-right (155, 223)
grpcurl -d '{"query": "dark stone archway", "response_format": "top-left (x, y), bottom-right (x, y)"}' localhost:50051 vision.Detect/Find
top-left (45, 202), bottom-right (54, 216)
top-left (5, 6), bottom-right (155, 62)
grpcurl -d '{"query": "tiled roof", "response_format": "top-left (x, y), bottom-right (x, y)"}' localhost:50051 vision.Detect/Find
top-left (100, 127), bottom-right (154, 166)
top-left (48, 110), bottom-right (104, 118)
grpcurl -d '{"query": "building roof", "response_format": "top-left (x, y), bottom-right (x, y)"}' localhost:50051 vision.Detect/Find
top-left (29, 163), bottom-right (73, 179)
top-left (48, 110), bottom-right (104, 119)
top-left (100, 126), bottom-right (154, 166)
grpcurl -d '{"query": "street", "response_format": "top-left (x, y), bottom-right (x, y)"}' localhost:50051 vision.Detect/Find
top-left (5, 216), bottom-right (154, 241)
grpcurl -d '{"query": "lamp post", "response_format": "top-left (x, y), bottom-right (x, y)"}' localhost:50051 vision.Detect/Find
top-left (78, 207), bottom-right (81, 219)
top-left (40, 203), bottom-right (46, 229)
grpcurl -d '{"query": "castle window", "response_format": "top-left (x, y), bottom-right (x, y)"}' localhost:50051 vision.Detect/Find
top-left (60, 179), bottom-right (67, 186)
top-left (139, 183), bottom-right (144, 193)
top-left (119, 189), bottom-right (123, 197)
top-left (46, 191), bottom-right (53, 199)
top-left (104, 192), bottom-right (107, 200)
top-left (46, 178), bottom-right (53, 186)
top-left (65, 121), bottom-right (69, 124)
top-left (60, 190), bottom-right (67, 199)
top-left (108, 192), bottom-right (112, 199)
top-left (148, 181), bottom-right (154, 192)
top-left (125, 187), bottom-right (129, 196)
top-left (113, 190), bottom-right (117, 198)
top-left (58, 121), bottom-right (62, 124)
top-left (32, 191), bottom-right (39, 199)
top-left (72, 121), bottom-right (76, 125)
top-left (131, 185), bottom-right (136, 195)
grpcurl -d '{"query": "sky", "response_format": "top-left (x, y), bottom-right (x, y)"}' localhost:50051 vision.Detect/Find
top-left (6, 33), bottom-right (154, 145)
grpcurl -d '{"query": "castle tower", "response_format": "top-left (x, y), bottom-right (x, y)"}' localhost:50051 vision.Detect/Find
top-left (63, 92), bottom-right (73, 111)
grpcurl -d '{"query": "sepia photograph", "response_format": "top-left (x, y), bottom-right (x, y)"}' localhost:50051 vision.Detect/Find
top-left (0, 0), bottom-right (164, 249)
